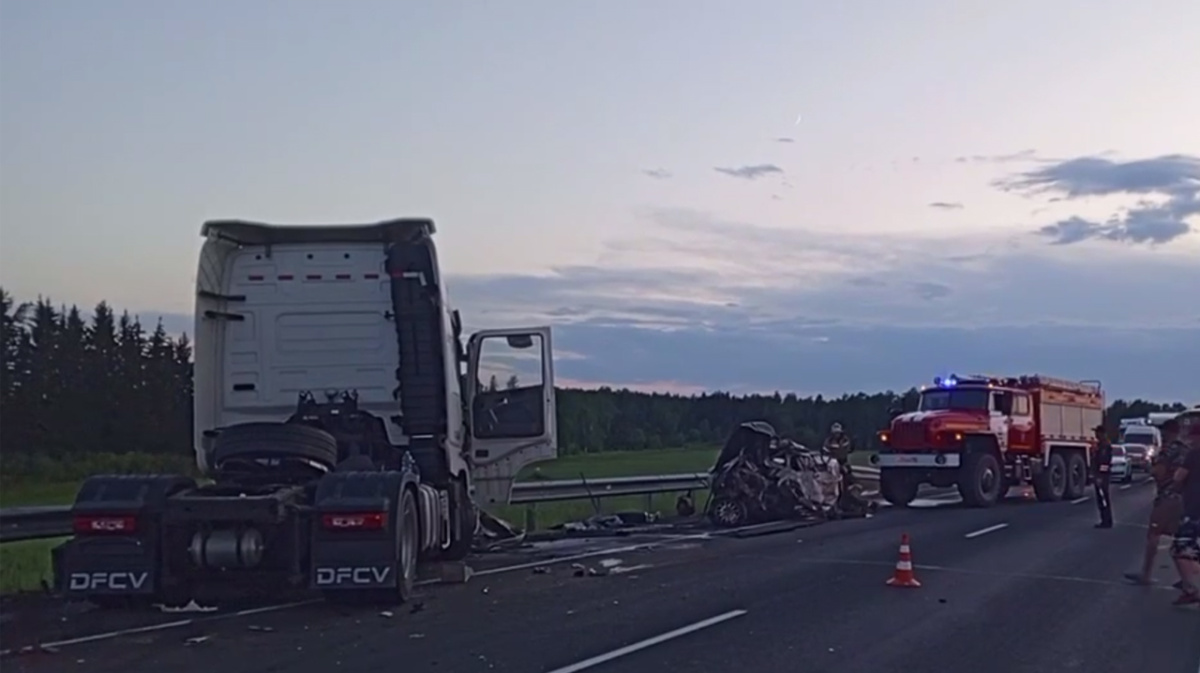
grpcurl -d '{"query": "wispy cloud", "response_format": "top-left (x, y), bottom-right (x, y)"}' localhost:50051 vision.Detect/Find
top-left (775, 137), bottom-right (795, 143)
top-left (928, 201), bottom-right (964, 210)
top-left (713, 164), bottom-right (784, 180)
top-left (956, 149), bottom-right (1038, 164)
top-left (641, 168), bottom-right (673, 180)
top-left (998, 154), bottom-right (1200, 245)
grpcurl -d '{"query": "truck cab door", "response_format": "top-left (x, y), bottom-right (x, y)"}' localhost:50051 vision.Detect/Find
top-left (465, 327), bottom-right (558, 506)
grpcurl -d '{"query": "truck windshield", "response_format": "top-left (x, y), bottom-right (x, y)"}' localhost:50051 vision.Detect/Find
top-left (918, 388), bottom-right (989, 411)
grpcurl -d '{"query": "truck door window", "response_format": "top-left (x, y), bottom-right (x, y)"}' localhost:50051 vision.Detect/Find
top-left (992, 391), bottom-right (1013, 415)
top-left (1013, 394), bottom-right (1031, 417)
top-left (472, 334), bottom-right (546, 439)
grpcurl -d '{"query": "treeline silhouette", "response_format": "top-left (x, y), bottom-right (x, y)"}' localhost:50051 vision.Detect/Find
top-left (1, 289), bottom-right (1188, 480)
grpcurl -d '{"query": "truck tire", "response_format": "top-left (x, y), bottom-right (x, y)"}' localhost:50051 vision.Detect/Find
top-left (396, 487), bottom-right (419, 603)
top-left (880, 469), bottom-right (919, 507)
top-left (958, 452), bottom-right (1003, 508)
top-left (439, 477), bottom-right (476, 561)
top-left (1063, 451), bottom-right (1087, 500)
top-left (212, 422), bottom-right (340, 470)
top-left (1032, 452), bottom-right (1067, 502)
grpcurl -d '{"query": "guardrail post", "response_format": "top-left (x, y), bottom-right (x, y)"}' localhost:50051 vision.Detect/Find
top-left (524, 503), bottom-right (537, 532)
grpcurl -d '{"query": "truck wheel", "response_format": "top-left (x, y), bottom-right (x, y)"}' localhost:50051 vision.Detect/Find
top-left (880, 469), bottom-right (919, 507)
top-left (212, 422), bottom-right (339, 470)
top-left (440, 477), bottom-right (476, 561)
top-left (959, 453), bottom-right (1003, 507)
top-left (1063, 452), bottom-right (1087, 500)
top-left (396, 487), bottom-right (419, 603)
top-left (1032, 452), bottom-right (1067, 502)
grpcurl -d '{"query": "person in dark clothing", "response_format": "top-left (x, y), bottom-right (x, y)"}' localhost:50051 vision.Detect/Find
top-left (1092, 424), bottom-right (1113, 529)
top-left (823, 423), bottom-right (855, 490)
top-left (1124, 418), bottom-right (1189, 586)
top-left (1168, 433), bottom-right (1200, 606)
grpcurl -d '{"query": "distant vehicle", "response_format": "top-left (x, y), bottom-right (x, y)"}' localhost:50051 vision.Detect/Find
top-left (1122, 444), bottom-right (1152, 472)
top-left (1118, 422), bottom-right (1161, 469)
top-left (1110, 446), bottom-right (1134, 483)
top-left (52, 218), bottom-right (559, 608)
top-left (872, 374), bottom-right (1104, 508)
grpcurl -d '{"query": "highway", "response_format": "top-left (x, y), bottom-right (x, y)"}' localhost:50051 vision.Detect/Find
top-left (4, 477), bottom-right (1198, 673)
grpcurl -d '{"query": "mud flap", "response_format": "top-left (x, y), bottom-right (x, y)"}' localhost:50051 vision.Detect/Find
top-left (310, 471), bottom-right (408, 592)
top-left (57, 474), bottom-right (194, 599)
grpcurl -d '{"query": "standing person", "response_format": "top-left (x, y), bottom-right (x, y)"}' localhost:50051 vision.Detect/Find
top-left (1168, 429), bottom-right (1200, 606)
top-left (1124, 418), bottom-right (1189, 586)
top-left (823, 423), bottom-right (854, 490)
top-left (1093, 424), bottom-right (1114, 529)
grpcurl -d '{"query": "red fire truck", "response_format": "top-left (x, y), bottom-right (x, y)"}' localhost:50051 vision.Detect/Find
top-left (872, 374), bottom-right (1105, 508)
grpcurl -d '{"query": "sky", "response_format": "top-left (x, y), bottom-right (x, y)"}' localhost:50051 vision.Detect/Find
top-left (2, 0), bottom-right (1199, 402)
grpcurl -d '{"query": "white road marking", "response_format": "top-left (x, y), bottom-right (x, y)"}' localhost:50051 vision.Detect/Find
top-left (0, 599), bottom-right (319, 655)
top-left (1070, 497), bottom-right (1090, 505)
top-left (544, 609), bottom-right (748, 673)
top-left (965, 523), bottom-right (1009, 539)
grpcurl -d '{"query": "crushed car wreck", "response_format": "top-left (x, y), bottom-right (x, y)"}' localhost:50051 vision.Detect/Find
top-left (705, 421), bottom-right (874, 527)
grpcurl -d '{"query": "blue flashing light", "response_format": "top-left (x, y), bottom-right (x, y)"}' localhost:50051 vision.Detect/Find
top-left (933, 375), bottom-right (958, 388)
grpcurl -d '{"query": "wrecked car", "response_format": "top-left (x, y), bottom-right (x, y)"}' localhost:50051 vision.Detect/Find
top-left (706, 421), bottom-right (869, 527)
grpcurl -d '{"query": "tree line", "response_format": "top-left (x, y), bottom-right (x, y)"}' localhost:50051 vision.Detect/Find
top-left (1, 289), bottom-right (1188, 478)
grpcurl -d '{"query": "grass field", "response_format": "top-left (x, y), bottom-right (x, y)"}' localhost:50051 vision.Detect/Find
top-left (0, 446), bottom-right (877, 594)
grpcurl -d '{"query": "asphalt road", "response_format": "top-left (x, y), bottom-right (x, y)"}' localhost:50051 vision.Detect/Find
top-left (4, 476), bottom-right (1198, 673)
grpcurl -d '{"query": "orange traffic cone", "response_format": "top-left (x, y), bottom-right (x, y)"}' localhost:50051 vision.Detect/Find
top-left (886, 533), bottom-right (922, 587)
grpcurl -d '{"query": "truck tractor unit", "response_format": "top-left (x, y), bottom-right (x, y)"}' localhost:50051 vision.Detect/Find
top-left (52, 218), bottom-right (558, 607)
top-left (872, 374), bottom-right (1104, 508)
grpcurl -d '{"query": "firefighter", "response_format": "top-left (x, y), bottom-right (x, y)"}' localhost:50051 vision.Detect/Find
top-left (824, 423), bottom-right (855, 489)
top-left (1093, 423), bottom-right (1114, 529)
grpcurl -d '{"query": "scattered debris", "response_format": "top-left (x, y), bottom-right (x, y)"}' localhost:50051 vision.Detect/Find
top-left (248, 625), bottom-right (275, 633)
top-left (409, 601), bottom-right (425, 614)
top-left (379, 611), bottom-right (394, 618)
top-left (409, 633), bottom-right (425, 639)
top-left (532, 565), bottom-right (550, 575)
top-left (156, 599), bottom-right (218, 613)
top-left (184, 635), bottom-right (211, 646)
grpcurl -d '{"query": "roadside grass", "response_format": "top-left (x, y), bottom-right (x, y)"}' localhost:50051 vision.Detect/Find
top-left (0, 538), bottom-right (64, 594)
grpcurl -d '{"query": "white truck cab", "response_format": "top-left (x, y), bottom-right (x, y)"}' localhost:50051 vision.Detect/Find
top-left (193, 218), bottom-right (557, 507)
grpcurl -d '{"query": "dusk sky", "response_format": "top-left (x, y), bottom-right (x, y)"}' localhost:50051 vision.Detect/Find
top-left (2, 0), bottom-right (1198, 401)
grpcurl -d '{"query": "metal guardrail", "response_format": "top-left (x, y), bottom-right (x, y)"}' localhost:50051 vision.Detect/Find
top-left (0, 466), bottom-right (881, 544)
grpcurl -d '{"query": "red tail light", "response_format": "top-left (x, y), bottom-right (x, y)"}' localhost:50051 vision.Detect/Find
top-left (321, 512), bottom-right (387, 531)
top-left (73, 515), bottom-right (138, 535)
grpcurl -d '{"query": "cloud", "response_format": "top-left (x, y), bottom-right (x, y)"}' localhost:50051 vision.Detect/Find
top-left (445, 205), bottom-right (1199, 400)
top-left (713, 164), bottom-right (784, 180)
top-left (641, 168), bottom-right (672, 180)
top-left (997, 154), bottom-right (1200, 246)
top-left (928, 201), bottom-right (964, 210)
top-left (956, 149), bottom-right (1038, 164)
top-left (775, 137), bottom-right (795, 144)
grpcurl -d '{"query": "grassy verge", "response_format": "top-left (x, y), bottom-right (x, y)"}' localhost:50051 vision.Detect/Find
top-left (0, 538), bottom-right (64, 594)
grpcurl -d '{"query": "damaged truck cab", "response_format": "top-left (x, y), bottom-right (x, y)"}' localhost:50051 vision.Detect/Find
top-left (873, 374), bottom-right (1103, 508)
top-left (54, 218), bottom-right (557, 606)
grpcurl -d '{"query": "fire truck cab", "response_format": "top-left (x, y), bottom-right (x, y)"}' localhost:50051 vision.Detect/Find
top-left (873, 374), bottom-right (1104, 508)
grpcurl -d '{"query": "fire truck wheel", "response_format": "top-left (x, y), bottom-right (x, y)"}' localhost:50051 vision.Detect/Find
top-left (1064, 451), bottom-right (1088, 500)
top-left (1033, 452), bottom-right (1068, 502)
top-left (880, 469), bottom-right (919, 507)
top-left (959, 452), bottom-right (1003, 507)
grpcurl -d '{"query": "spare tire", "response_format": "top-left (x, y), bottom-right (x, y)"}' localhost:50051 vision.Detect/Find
top-left (212, 422), bottom-right (340, 469)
